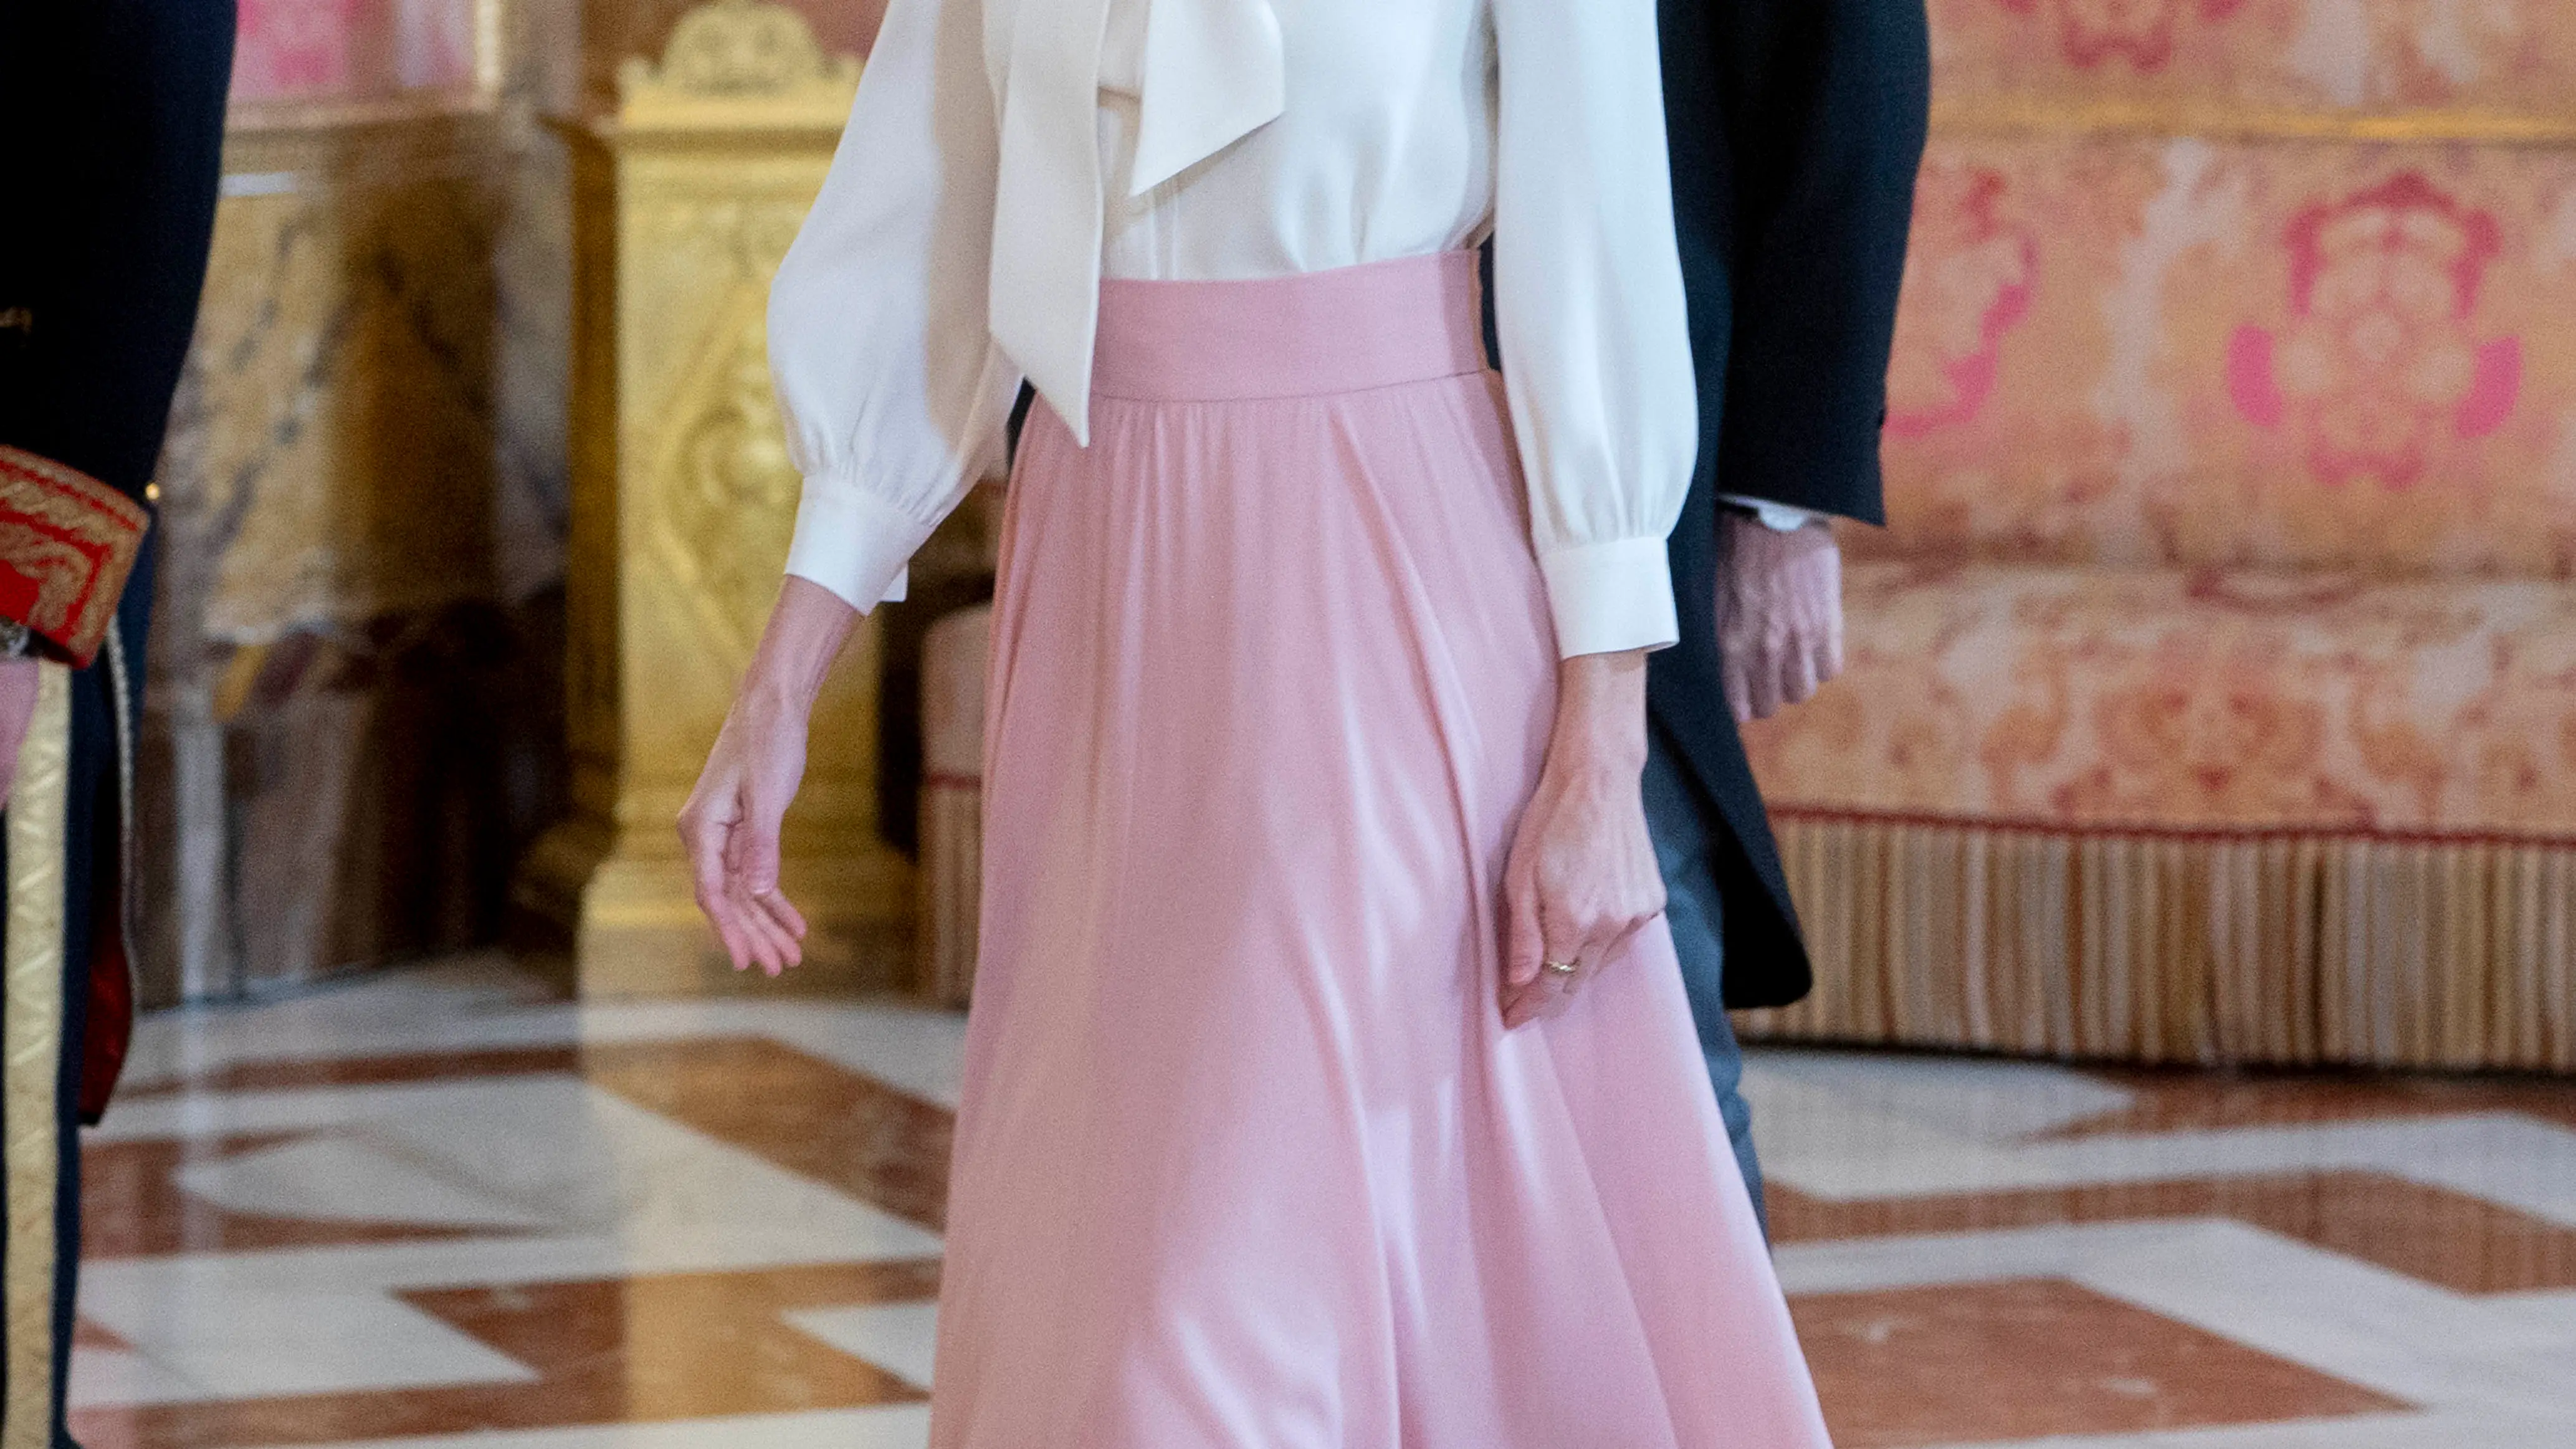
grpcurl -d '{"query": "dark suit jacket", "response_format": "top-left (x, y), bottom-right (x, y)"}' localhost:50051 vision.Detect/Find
top-left (1651, 0), bottom-right (1929, 1008)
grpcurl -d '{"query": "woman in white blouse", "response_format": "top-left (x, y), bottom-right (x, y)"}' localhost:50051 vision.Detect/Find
top-left (682, 0), bottom-right (1831, 1441)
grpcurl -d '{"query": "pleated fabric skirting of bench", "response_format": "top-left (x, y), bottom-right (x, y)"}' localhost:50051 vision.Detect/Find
top-left (1737, 810), bottom-right (2576, 1072)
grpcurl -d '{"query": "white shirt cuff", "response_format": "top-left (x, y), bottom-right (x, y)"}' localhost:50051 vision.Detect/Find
top-left (1721, 495), bottom-right (1823, 532)
top-left (783, 476), bottom-right (938, 612)
top-left (1537, 535), bottom-right (1679, 658)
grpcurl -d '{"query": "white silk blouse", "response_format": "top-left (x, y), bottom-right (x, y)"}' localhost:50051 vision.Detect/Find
top-left (770, 0), bottom-right (1698, 658)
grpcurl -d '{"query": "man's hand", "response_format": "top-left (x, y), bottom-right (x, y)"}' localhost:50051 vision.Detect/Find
top-left (1717, 512), bottom-right (1844, 724)
top-left (0, 658), bottom-right (39, 805)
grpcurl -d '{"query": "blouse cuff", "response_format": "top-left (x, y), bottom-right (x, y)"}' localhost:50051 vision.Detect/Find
top-left (1537, 535), bottom-right (1679, 659)
top-left (783, 474), bottom-right (939, 612)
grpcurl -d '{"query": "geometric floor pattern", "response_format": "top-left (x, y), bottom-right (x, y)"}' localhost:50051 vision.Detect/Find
top-left (69, 955), bottom-right (2576, 1447)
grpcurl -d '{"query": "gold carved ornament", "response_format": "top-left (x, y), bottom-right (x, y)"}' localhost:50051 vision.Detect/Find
top-left (616, 0), bottom-right (862, 131)
top-left (651, 307), bottom-right (805, 654)
top-left (606, 1), bottom-right (866, 653)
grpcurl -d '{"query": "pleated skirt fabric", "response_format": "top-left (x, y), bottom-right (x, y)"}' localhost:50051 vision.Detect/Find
top-left (934, 251), bottom-right (1831, 1449)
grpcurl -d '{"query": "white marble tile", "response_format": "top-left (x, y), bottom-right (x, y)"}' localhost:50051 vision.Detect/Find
top-left (117, 967), bottom-right (816, 1094)
top-left (2386, 1115), bottom-right (2576, 1228)
top-left (99, 1076), bottom-right (578, 1144)
top-left (95, 1286), bottom-right (538, 1399)
top-left (83, 1233), bottom-right (804, 1335)
top-left (120, 977), bottom-right (969, 1116)
top-left (2071, 1220), bottom-right (2576, 1417)
top-left (66, 1346), bottom-right (211, 1409)
top-left (174, 1133), bottom-right (561, 1230)
top-left (95, 1076), bottom-right (939, 1256)
top-left (239, 1405), bottom-right (933, 1449)
top-left (1755, 1074), bottom-right (2576, 1229)
top-left (120, 955), bottom-right (564, 1091)
top-left (786, 1301), bottom-right (940, 1391)
top-left (2472, 1289), bottom-right (2576, 1346)
top-left (758, 1005), bottom-right (970, 1111)
top-left (1747, 1043), bottom-right (2576, 1233)
top-left (1773, 1220), bottom-right (2217, 1297)
top-left (80, 1076), bottom-right (940, 1404)
top-left (1745, 1048), bottom-right (2137, 1142)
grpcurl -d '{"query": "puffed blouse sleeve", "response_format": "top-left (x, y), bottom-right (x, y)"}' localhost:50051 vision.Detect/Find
top-left (1489, 0), bottom-right (1697, 658)
top-left (771, 0), bottom-right (1024, 610)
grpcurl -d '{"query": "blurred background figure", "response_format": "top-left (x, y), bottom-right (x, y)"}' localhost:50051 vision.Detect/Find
top-left (0, 0), bottom-right (235, 1442)
top-left (1643, 0), bottom-right (1929, 1224)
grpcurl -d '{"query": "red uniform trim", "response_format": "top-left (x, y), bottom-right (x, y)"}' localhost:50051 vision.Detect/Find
top-left (0, 446), bottom-right (148, 668)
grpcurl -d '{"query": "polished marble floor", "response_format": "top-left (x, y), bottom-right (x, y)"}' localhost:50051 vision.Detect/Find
top-left (71, 956), bottom-right (2576, 1448)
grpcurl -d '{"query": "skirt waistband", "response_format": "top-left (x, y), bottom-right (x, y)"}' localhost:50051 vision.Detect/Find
top-left (1090, 251), bottom-right (1488, 403)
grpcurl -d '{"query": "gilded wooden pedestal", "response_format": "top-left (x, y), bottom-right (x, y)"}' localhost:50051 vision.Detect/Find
top-left (518, 2), bottom-right (907, 996)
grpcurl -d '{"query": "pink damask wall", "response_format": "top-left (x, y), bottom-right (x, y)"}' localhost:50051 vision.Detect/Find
top-left (1747, 0), bottom-right (2576, 840)
top-left (1869, 4), bottom-right (2576, 583)
top-left (1864, 138), bottom-right (2576, 580)
top-left (1935, 0), bottom-right (2576, 113)
top-left (231, 0), bottom-right (482, 107)
top-left (1734, 4), bottom-right (2576, 1069)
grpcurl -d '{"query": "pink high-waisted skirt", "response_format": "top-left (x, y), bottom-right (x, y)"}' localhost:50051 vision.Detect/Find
top-left (934, 251), bottom-right (1830, 1448)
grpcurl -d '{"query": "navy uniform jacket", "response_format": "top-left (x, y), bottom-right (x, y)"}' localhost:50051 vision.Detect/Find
top-left (0, 0), bottom-right (231, 1048)
top-left (0, 2), bottom-right (231, 1442)
top-left (1, 0), bottom-right (229, 661)
top-left (1651, 0), bottom-right (1929, 1007)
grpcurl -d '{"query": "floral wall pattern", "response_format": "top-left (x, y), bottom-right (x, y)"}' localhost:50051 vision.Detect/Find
top-left (1934, 0), bottom-right (2576, 113)
top-left (2224, 171), bottom-right (2520, 492)
top-left (1750, 0), bottom-right (2576, 853)
top-left (1844, 136), bottom-right (2576, 582)
top-left (232, 0), bottom-right (483, 109)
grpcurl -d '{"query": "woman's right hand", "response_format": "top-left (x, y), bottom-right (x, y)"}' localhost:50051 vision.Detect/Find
top-left (679, 577), bottom-right (860, 975)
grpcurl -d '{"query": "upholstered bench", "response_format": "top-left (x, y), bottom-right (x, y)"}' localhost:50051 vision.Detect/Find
top-left (1735, 135), bottom-right (2576, 1072)
top-left (1740, 561), bottom-right (2576, 1069)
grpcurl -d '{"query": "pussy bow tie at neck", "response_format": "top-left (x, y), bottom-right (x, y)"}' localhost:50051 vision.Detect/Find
top-left (987, 0), bottom-right (1285, 444)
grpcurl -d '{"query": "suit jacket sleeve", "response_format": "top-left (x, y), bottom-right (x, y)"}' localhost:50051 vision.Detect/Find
top-left (1682, 0), bottom-right (1930, 525)
top-left (0, 0), bottom-right (233, 667)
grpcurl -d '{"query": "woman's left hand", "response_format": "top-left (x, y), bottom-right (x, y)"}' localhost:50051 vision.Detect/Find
top-left (1500, 649), bottom-right (1666, 1029)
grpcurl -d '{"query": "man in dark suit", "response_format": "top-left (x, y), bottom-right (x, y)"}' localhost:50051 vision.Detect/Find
top-left (1646, 0), bottom-right (1929, 1220)
top-left (0, 1), bottom-right (234, 1440)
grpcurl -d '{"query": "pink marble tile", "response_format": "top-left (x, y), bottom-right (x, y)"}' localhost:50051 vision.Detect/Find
top-left (1792, 1278), bottom-right (2407, 1447)
top-left (581, 1037), bottom-right (952, 1231)
top-left (1771, 1171), bottom-right (2576, 1296)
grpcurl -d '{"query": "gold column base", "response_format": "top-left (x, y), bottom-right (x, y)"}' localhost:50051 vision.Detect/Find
top-left (528, 6), bottom-right (904, 1002)
top-left (518, 816), bottom-right (913, 998)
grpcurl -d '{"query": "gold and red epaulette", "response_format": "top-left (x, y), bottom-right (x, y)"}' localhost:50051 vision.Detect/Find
top-left (0, 445), bottom-right (150, 668)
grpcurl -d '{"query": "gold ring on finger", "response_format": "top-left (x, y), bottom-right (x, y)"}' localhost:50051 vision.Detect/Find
top-left (1542, 959), bottom-right (1580, 977)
